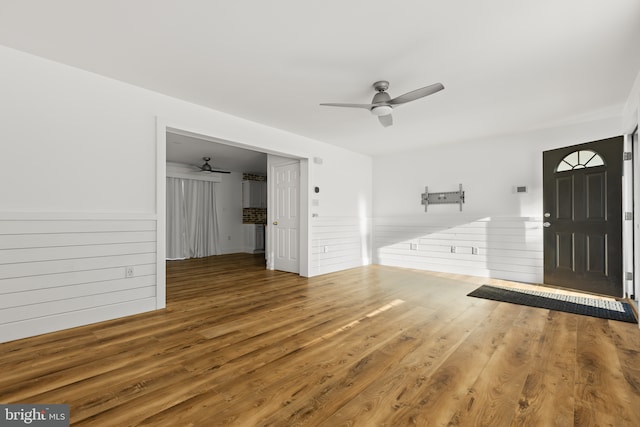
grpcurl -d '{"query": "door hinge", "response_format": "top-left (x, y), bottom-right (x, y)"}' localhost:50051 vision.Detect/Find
top-left (623, 152), bottom-right (633, 161)
top-left (626, 272), bottom-right (633, 281)
top-left (625, 212), bottom-right (633, 221)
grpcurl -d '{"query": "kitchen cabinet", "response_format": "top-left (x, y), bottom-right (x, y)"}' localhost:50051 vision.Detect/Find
top-left (244, 224), bottom-right (265, 253)
top-left (242, 180), bottom-right (267, 208)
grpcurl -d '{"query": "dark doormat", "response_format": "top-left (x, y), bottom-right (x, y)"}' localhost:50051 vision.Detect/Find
top-left (467, 285), bottom-right (637, 323)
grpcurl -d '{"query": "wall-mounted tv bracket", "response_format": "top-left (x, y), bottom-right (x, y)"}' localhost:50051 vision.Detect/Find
top-left (421, 184), bottom-right (465, 212)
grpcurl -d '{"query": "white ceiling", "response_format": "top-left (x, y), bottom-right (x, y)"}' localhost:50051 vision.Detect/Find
top-left (1, 1), bottom-right (639, 159)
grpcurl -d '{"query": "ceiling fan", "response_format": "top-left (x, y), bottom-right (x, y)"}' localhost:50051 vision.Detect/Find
top-left (320, 80), bottom-right (444, 127)
top-left (197, 157), bottom-right (231, 174)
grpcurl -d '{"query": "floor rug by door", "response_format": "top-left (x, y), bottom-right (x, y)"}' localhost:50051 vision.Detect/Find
top-left (467, 285), bottom-right (637, 323)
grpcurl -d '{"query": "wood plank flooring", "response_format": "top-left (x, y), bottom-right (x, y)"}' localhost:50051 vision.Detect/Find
top-left (1, 253), bottom-right (639, 426)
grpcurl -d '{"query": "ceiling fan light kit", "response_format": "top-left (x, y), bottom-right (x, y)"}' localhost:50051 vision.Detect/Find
top-left (370, 105), bottom-right (393, 116)
top-left (200, 157), bottom-right (213, 172)
top-left (320, 80), bottom-right (444, 127)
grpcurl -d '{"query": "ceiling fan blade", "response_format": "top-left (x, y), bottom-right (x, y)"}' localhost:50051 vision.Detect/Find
top-left (199, 167), bottom-right (231, 174)
top-left (378, 114), bottom-right (393, 127)
top-left (319, 103), bottom-right (374, 109)
top-left (388, 82), bottom-right (444, 105)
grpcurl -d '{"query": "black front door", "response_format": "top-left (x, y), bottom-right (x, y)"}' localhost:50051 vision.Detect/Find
top-left (543, 136), bottom-right (623, 296)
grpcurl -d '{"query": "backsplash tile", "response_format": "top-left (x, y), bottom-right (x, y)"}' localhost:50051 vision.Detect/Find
top-left (243, 208), bottom-right (267, 224)
top-left (243, 173), bottom-right (267, 182)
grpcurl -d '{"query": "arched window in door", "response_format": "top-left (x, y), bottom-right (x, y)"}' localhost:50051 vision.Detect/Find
top-left (556, 149), bottom-right (605, 172)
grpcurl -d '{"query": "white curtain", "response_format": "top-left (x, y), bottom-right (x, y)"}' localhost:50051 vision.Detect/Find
top-left (166, 177), bottom-right (220, 259)
top-left (166, 177), bottom-right (187, 260)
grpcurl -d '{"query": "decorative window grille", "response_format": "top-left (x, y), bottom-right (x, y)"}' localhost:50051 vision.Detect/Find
top-left (556, 150), bottom-right (605, 172)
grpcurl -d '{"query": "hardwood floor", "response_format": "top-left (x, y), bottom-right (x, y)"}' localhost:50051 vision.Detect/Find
top-left (1, 253), bottom-right (639, 426)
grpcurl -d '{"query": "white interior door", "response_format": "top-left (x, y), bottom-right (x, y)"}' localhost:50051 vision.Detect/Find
top-left (271, 160), bottom-right (300, 273)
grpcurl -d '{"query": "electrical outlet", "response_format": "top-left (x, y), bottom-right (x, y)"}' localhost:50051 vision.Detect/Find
top-left (472, 247), bottom-right (479, 255)
top-left (450, 246), bottom-right (456, 253)
top-left (324, 246), bottom-right (329, 253)
top-left (410, 243), bottom-right (418, 250)
top-left (125, 266), bottom-right (134, 278)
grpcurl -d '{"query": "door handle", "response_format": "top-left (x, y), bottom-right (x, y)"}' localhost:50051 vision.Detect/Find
top-left (273, 221), bottom-right (278, 225)
top-left (543, 222), bottom-right (551, 227)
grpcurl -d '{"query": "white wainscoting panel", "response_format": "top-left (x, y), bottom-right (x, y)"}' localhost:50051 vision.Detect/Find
top-left (311, 216), bottom-right (371, 276)
top-left (0, 214), bottom-right (157, 343)
top-left (373, 216), bottom-right (543, 284)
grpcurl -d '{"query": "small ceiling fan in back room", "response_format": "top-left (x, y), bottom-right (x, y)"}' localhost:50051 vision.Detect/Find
top-left (196, 157), bottom-right (231, 174)
top-left (320, 80), bottom-right (444, 127)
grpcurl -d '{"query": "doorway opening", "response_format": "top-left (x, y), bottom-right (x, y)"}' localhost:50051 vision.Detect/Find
top-left (166, 129), bottom-right (269, 264)
top-left (155, 121), bottom-right (309, 309)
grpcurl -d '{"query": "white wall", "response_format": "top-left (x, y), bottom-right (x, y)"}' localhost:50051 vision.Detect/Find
top-left (309, 145), bottom-right (373, 274)
top-left (373, 117), bottom-right (625, 283)
top-left (623, 65), bottom-right (640, 133)
top-left (0, 45), bottom-right (372, 343)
